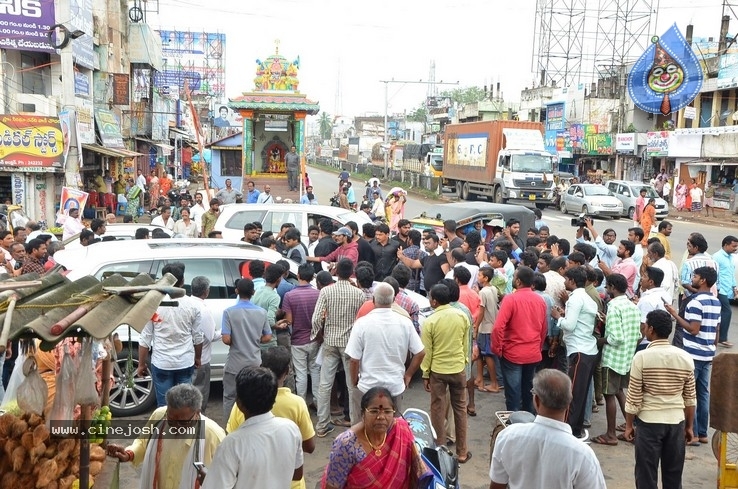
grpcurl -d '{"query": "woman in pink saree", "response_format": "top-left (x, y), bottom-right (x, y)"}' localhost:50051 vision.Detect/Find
top-left (675, 179), bottom-right (687, 211)
top-left (387, 191), bottom-right (407, 234)
top-left (322, 387), bottom-right (431, 489)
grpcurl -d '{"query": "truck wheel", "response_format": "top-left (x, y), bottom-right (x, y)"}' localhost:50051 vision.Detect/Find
top-left (459, 182), bottom-right (468, 200)
top-left (494, 187), bottom-right (505, 204)
top-left (464, 182), bottom-right (476, 201)
top-left (535, 203), bottom-right (546, 210)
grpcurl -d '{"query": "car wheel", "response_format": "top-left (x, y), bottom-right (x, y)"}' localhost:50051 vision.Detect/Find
top-left (109, 346), bottom-right (157, 417)
top-left (560, 201), bottom-right (567, 214)
top-left (628, 206), bottom-right (635, 219)
top-left (584, 205), bottom-right (590, 215)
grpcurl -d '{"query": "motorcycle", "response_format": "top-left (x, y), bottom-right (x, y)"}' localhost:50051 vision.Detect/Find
top-left (403, 408), bottom-right (459, 489)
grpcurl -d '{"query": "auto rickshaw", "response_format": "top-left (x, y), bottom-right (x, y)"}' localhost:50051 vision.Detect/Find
top-left (0, 204), bottom-right (30, 234)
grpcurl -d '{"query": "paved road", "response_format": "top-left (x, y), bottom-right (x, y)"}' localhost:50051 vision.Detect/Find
top-left (115, 166), bottom-right (730, 489)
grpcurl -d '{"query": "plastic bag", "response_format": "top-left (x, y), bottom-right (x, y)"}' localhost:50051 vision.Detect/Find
top-left (74, 338), bottom-right (99, 406)
top-left (0, 352), bottom-right (27, 413)
top-left (17, 355), bottom-right (48, 415)
top-left (49, 343), bottom-right (77, 423)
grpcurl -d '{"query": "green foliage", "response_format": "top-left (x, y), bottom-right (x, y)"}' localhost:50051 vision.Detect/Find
top-left (439, 86), bottom-right (486, 105)
top-left (318, 112), bottom-right (333, 141)
top-left (406, 105), bottom-right (428, 122)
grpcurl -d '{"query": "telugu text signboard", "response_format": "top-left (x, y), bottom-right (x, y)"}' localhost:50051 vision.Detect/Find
top-left (0, 114), bottom-right (64, 169)
top-left (94, 108), bottom-right (124, 148)
top-left (0, 0), bottom-right (55, 53)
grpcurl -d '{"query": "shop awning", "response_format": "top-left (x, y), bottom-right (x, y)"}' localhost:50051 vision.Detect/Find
top-left (82, 144), bottom-right (144, 158)
top-left (135, 137), bottom-right (175, 152)
top-left (687, 161), bottom-right (738, 166)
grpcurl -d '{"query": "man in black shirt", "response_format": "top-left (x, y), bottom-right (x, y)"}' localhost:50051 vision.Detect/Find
top-left (392, 219), bottom-right (412, 248)
top-left (397, 233), bottom-right (450, 291)
top-left (370, 223), bottom-right (399, 281)
top-left (444, 219), bottom-right (464, 250)
top-left (312, 218), bottom-right (339, 274)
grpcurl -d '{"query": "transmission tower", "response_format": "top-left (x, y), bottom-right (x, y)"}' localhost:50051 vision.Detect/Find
top-left (592, 0), bottom-right (659, 90)
top-left (532, 0), bottom-right (587, 88)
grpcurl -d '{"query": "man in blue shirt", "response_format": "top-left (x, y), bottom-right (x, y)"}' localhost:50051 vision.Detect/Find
top-left (583, 218), bottom-right (618, 269)
top-left (713, 235), bottom-right (738, 347)
top-left (299, 185), bottom-right (318, 205)
top-left (245, 180), bottom-right (260, 203)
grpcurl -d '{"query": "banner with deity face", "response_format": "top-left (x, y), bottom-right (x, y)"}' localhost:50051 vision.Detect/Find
top-left (628, 23), bottom-right (703, 116)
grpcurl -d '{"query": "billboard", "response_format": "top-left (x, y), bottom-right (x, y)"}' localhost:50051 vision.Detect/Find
top-left (94, 109), bottom-right (124, 148)
top-left (69, 0), bottom-right (94, 69)
top-left (0, 0), bottom-right (55, 53)
top-left (155, 30), bottom-right (226, 97)
top-left (0, 114), bottom-right (64, 169)
top-left (446, 133), bottom-right (487, 167)
top-left (545, 103), bottom-right (564, 130)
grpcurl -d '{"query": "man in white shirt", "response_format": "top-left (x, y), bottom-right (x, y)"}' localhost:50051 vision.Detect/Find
top-left (137, 262), bottom-right (203, 407)
top-left (62, 207), bottom-right (85, 240)
top-left (584, 218), bottom-right (618, 269)
top-left (215, 178), bottom-right (243, 205)
top-left (151, 205), bottom-right (176, 231)
top-left (202, 366), bottom-right (303, 489)
top-left (190, 192), bottom-right (207, 232)
top-left (190, 276), bottom-right (221, 411)
top-left (490, 369), bottom-right (606, 489)
top-left (636, 266), bottom-right (672, 351)
top-left (136, 169), bottom-right (147, 213)
top-left (645, 241), bottom-right (678, 303)
top-left (345, 283), bottom-right (425, 420)
top-left (256, 184), bottom-right (274, 204)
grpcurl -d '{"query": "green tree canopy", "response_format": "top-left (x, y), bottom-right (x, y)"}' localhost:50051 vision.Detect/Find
top-left (318, 112), bottom-right (332, 141)
top-left (439, 86), bottom-right (486, 105)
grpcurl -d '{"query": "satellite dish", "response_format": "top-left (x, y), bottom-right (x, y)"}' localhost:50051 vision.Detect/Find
top-left (731, 111), bottom-right (738, 122)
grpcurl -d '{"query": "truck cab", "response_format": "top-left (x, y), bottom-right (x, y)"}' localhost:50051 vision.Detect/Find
top-left (494, 129), bottom-right (555, 207)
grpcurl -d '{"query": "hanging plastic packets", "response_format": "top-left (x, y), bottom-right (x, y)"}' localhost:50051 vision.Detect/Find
top-left (49, 343), bottom-right (77, 425)
top-left (74, 338), bottom-right (99, 406)
top-left (17, 355), bottom-right (48, 415)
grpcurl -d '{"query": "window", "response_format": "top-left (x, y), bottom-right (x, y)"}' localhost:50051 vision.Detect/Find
top-left (265, 211), bottom-right (302, 233)
top-left (220, 150), bottom-right (241, 176)
top-left (155, 259), bottom-right (228, 299)
top-left (20, 52), bottom-right (49, 95)
top-left (224, 210), bottom-right (266, 230)
top-left (94, 261), bottom-right (154, 280)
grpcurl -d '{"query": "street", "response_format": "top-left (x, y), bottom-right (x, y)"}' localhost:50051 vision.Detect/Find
top-left (114, 165), bottom-right (732, 489)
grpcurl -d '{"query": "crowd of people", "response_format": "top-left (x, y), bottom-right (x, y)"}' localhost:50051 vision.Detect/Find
top-left (2, 168), bottom-right (735, 488)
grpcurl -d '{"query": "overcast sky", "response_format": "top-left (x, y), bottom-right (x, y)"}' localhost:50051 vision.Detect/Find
top-left (150, 0), bottom-right (733, 118)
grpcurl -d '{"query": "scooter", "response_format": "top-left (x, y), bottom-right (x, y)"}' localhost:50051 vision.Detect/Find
top-left (403, 408), bottom-right (459, 489)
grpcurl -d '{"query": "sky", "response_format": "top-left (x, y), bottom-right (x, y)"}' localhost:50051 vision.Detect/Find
top-left (148, 0), bottom-right (735, 118)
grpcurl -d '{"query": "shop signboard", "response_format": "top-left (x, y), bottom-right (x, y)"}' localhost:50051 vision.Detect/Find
top-left (581, 125), bottom-right (613, 155)
top-left (545, 103), bottom-right (565, 130)
top-left (12, 173), bottom-right (24, 205)
top-left (94, 108), bottom-right (124, 148)
top-left (616, 133), bottom-right (636, 153)
top-left (0, 114), bottom-right (64, 169)
top-left (112, 73), bottom-right (130, 105)
top-left (69, 0), bottom-right (94, 69)
top-left (0, 0), bottom-right (55, 53)
top-left (646, 131), bottom-right (669, 157)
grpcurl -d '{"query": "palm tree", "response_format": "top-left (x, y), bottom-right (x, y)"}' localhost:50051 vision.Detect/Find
top-left (318, 112), bottom-right (332, 141)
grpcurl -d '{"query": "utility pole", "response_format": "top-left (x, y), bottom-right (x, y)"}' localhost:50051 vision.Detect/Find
top-left (379, 78), bottom-right (458, 178)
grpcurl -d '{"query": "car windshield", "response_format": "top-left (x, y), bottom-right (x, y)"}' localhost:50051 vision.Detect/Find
top-left (583, 186), bottom-right (612, 196)
top-left (633, 185), bottom-right (659, 198)
top-left (430, 154), bottom-right (443, 171)
top-left (510, 154), bottom-right (552, 173)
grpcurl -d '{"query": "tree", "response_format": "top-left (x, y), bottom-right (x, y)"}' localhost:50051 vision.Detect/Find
top-left (406, 105), bottom-right (428, 123)
top-left (440, 86), bottom-right (487, 105)
top-left (318, 112), bottom-right (332, 141)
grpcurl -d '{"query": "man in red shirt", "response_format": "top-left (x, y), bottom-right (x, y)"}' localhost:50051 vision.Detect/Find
top-left (492, 266), bottom-right (547, 414)
top-left (305, 227), bottom-right (358, 271)
top-left (453, 266), bottom-right (480, 319)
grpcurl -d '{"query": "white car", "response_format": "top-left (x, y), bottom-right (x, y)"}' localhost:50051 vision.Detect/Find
top-left (55, 239), bottom-right (299, 416)
top-left (214, 203), bottom-right (372, 244)
top-left (560, 184), bottom-right (624, 218)
top-left (61, 223), bottom-right (174, 250)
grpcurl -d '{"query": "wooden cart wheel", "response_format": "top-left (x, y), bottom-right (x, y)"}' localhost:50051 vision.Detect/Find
top-left (712, 430), bottom-right (738, 461)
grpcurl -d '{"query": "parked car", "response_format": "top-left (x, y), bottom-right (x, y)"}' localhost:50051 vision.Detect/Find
top-left (605, 180), bottom-right (669, 220)
top-left (214, 203), bottom-right (372, 244)
top-left (61, 223), bottom-right (174, 250)
top-left (560, 184), bottom-right (623, 217)
top-left (54, 239), bottom-right (299, 417)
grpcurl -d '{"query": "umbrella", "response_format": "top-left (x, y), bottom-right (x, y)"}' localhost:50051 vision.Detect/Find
top-left (388, 187), bottom-right (407, 196)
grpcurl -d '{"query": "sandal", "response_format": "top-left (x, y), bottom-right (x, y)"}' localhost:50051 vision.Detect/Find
top-left (466, 408), bottom-right (477, 417)
top-left (458, 452), bottom-right (473, 464)
top-left (719, 341), bottom-right (734, 348)
top-left (616, 423), bottom-right (627, 432)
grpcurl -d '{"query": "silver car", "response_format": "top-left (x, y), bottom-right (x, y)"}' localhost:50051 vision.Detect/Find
top-left (605, 180), bottom-right (670, 220)
top-left (560, 184), bottom-right (624, 217)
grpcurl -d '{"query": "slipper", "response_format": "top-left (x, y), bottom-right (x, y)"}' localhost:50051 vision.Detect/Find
top-left (590, 435), bottom-right (618, 446)
top-left (477, 385), bottom-right (501, 393)
top-left (466, 408), bottom-right (477, 417)
top-left (688, 440), bottom-right (701, 447)
top-left (616, 423), bottom-right (627, 432)
top-left (458, 452), bottom-right (472, 464)
top-left (719, 341), bottom-right (734, 348)
top-left (699, 437), bottom-right (709, 444)
top-left (617, 433), bottom-right (634, 443)
top-left (591, 406), bottom-right (600, 413)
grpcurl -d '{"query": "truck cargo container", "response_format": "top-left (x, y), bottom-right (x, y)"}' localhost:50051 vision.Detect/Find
top-left (443, 120), bottom-right (556, 207)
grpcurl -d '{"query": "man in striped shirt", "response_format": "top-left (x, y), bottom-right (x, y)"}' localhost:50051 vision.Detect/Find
top-left (665, 266), bottom-right (720, 445)
top-left (624, 309), bottom-right (696, 489)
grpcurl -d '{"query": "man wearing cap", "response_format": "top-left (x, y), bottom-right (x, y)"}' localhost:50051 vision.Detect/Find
top-left (62, 206), bottom-right (85, 240)
top-left (306, 226), bottom-right (358, 269)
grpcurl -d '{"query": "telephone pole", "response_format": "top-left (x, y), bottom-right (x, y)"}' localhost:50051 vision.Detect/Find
top-left (379, 78), bottom-right (458, 178)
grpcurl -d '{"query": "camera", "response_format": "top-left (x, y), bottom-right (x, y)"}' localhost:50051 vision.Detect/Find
top-left (570, 214), bottom-right (593, 227)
